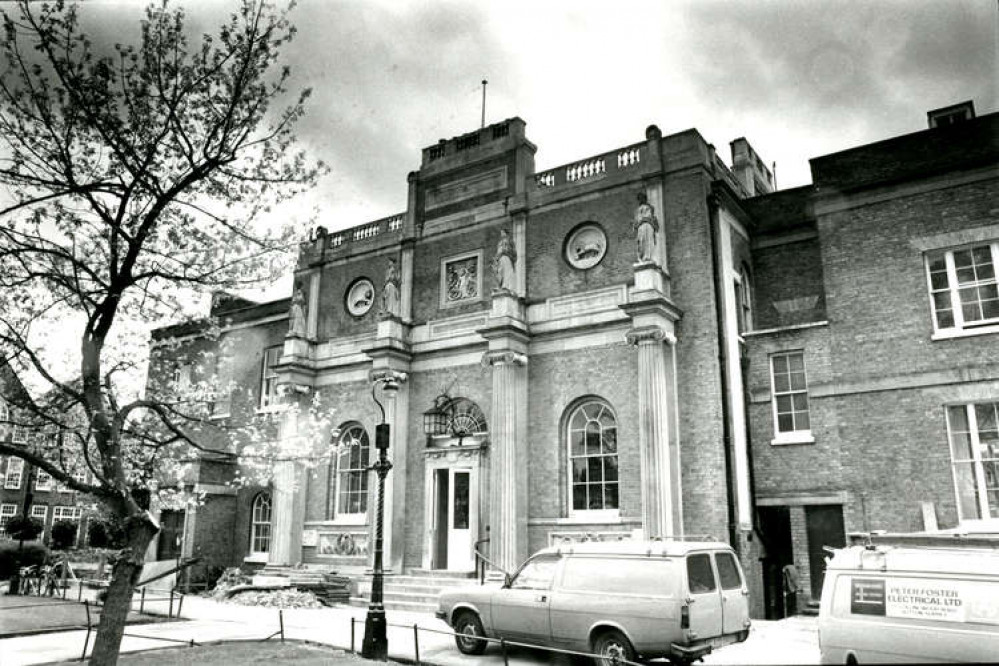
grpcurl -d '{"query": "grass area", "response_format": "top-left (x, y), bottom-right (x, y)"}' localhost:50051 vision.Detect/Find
top-left (0, 594), bottom-right (162, 637)
top-left (54, 641), bottom-right (366, 665)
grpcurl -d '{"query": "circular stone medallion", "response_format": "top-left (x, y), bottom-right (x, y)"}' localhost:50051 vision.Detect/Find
top-left (345, 278), bottom-right (375, 316)
top-left (565, 224), bottom-right (607, 269)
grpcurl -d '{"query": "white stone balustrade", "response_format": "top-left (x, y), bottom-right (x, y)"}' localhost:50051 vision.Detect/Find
top-left (617, 147), bottom-right (641, 168)
top-left (566, 156), bottom-right (606, 182)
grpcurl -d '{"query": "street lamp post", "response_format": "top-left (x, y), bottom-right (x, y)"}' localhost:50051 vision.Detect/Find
top-left (362, 381), bottom-right (393, 660)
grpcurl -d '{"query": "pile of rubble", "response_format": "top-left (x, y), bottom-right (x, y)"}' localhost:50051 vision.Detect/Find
top-left (227, 588), bottom-right (325, 608)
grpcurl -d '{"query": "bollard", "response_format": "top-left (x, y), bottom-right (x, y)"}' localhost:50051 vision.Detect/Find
top-left (77, 581), bottom-right (83, 602)
top-left (169, 590), bottom-right (174, 619)
top-left (350, 617), bottom-right (355, 653)
top-left (413, 624), bottom-right (420, 665)
top-left (177, 594), bottom-right (185, 619)
top-left (500, 638), bottom-right (509, 666)
top-left (279, 609), bottom-right (285, 643)
top-left (80, 600), bottom-right (92, 661)
top-left (140, 588), bottom-right (146, 613)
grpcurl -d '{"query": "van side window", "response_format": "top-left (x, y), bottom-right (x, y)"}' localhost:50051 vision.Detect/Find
top-left (686, 553), bottom-right (717, 594)
top-left (715, 552), bottom-right (743, 590)
top-left (510, 555), bottom-right (560, 590)
top-left (561, 557), bottom-right (672, 595)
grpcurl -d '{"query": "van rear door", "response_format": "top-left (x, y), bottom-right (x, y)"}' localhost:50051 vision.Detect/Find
top-left (685, 553), bottom-right (723, 641)
top-left (714, 551), bottom-right (749, 635)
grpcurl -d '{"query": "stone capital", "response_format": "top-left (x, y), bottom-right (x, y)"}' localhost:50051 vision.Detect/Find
top-left (482, 350), bottom-right (528, 368)
top-left (626, 325), bottom-right (676, 346)
top-left (370, 369), bottom-right (408, 390)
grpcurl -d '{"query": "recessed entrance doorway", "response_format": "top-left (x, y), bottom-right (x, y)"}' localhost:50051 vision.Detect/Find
top-left (432, 467), bottom-right (473, 571)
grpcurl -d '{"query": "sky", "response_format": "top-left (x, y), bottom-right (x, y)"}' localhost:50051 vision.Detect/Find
top-left (66, 0), bottom-right (997, 234)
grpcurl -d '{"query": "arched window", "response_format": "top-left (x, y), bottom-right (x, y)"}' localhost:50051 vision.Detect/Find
top-left (250, 492), bottom-right (272, 555)
top-left (566, 399), bottom-right (619, 515)
top-left (331, 424), bottom-right (370, 520)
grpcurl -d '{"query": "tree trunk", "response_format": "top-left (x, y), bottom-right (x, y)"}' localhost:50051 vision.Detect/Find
top-left (88, 516), bottom-right (158, 666)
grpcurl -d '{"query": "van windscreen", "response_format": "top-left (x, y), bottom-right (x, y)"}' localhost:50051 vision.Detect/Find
top-left (560, 557), bottom-right (673, 596)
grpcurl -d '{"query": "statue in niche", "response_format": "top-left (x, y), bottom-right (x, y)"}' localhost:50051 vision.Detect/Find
top-left (380, 258), bottom-right (401, 319)
top-left (633, 192), bottom-right (659, 264)
top-left (492, 228), bottom-right (517, 292)
top-left (287, 283), bottom-right (307, 338)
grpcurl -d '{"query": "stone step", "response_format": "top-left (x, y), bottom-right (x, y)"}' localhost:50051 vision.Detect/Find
top-left (348, 596), bottom-right (437, 614)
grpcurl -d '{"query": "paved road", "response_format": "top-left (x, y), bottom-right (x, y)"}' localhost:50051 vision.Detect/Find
top-left (0, 588), bottom-right (820, 665)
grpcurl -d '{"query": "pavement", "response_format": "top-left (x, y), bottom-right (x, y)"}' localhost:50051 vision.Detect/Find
top-left (0, 583), bottom-right (821, 666)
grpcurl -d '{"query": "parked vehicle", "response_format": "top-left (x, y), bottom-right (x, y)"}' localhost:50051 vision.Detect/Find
top-left (818, 533), bottom-right (999, 664)
top-left (436, 538), bottom-right (751, 665)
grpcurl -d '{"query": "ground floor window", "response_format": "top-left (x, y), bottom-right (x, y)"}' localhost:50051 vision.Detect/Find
top-left (566, 398), bottom-right (619, 516)
top-left (0, 503), bottom-right (17, 533)
top-left (331, 424), bottom-right (369, 519)
top-left (251, 492), bottom-right (272, 555)
top-left (947, 402), bottom-right (999, 520)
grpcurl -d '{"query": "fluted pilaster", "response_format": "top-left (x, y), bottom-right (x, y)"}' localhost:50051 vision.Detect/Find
top-left (270, 460), bottom-right (302, 564)
top-left (484, 350), bottom-right (528, 572)
top-left (626, 325), bottom-right (676, 538)
top-left (371, 369), bottom-right (408, 572)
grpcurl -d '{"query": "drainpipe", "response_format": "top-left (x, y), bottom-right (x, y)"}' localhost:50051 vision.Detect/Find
top-left (707, 192), bottom-right (739, 555)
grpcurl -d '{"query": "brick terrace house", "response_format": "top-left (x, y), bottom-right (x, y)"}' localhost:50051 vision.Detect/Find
top-left (0, 363), bottom-right (95, 548)
top-left (147, 101), bottom-right (997, 618)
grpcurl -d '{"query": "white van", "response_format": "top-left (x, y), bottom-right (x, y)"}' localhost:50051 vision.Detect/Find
top-left (438, 539), bottom-right (751, 665)
top-left (818, 534), bottom-right (999, 664)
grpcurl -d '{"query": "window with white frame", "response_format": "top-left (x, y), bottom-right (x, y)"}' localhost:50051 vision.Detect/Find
top-left (259, 346), bottom-right (282, 409)
top-left (947, 402), bottom-right (999, 521)
top-left (566, 399), bottom-right (619, 516)
top-left (330, 425), bottom-right (370, 519)
top-left (53, 506), bottom-right (82, 522)
top-left (35, 469), bottom-right (53, 491)
top-left (734, 266), bottom-right (753, 335)
top-left (927, 242), bottom-right (999, 335)
top-left (0, 504), bottom-right (17, 532)
top-left (250, 492), bottom-right (272, 554)
top-left (211, 352), bottom-right (234, 417)
top-left (0, 398), bottom-right (9, 439)
top-left (5, 457), bottom-right (24, 489)
top-left (31, 505), bottom-right (47, 521)
top-left (11, 424), bottom-right (27, 444)
top-left (770, 351), bottom-right (812, 442)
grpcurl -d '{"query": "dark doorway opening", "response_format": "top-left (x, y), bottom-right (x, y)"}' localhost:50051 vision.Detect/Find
top-left (433, 469), bottom-right (449, 569)
top-left (156, 509), bottom-right (185, 561)
top-left (758, 505), bottom-right (793, 619)
top-left (805, 504), bottom-right (846, 601)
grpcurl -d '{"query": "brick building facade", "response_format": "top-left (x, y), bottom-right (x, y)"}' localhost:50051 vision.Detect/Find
top-left (0, 364), bottom-right (96, 548)
top-left (148, 102), bottom-right (997, 618)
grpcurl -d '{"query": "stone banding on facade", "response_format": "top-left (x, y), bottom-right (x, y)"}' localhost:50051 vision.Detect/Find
top-left (144, 104), bottom-right (999, 620)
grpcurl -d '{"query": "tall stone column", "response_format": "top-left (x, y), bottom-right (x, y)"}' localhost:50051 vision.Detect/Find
top-left (484, 349), bottom-right (528, 572)
top-left (371, 369), bottom-right (409, 573)
top-left (270, 459), bottom-right (306, 564)
top-left (621, 264), bottom-right (682, 539)
top-left (627, 326), bottom-right (676, 537)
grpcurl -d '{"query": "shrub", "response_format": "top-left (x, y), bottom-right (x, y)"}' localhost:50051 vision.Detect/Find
top-left (50, 520), bottom-right (78, 550)
top-left (4, 515), bottom-right (44, 542)
top-left (0, 542), bottom-right (48, 579)
top-left (87, 520), bottom-right (124, 549)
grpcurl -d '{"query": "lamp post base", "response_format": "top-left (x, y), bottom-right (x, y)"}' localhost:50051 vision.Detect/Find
top-left (361, 606), bottom-right (388, 660)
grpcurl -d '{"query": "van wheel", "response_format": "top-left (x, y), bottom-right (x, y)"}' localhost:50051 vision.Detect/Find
top-left (592, 629), bottom-right (636, 666)
top-left (453, 611), bottom-right (487, 655)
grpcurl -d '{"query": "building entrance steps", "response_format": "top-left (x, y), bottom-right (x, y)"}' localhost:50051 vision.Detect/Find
top-left (351, 569), bottom-right (479, 613)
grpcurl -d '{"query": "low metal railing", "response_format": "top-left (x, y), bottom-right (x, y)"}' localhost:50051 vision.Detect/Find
top-left (349, 616), bottom-right (646, 666)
